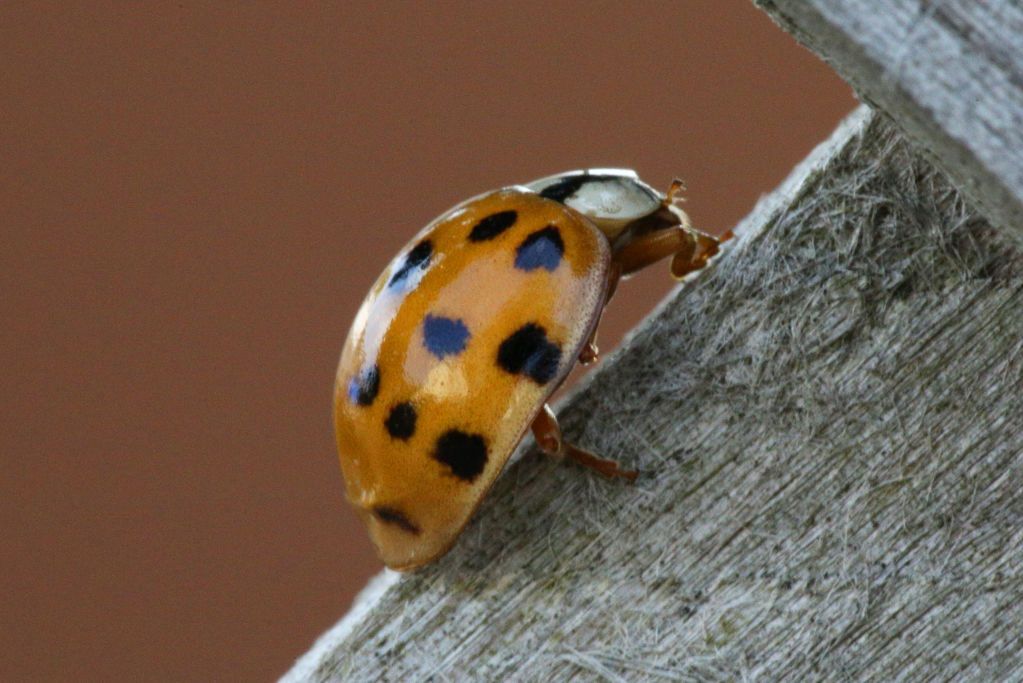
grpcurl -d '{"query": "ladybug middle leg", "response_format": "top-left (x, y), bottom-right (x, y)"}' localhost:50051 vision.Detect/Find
top-left (530, 403), bottom-right (637, 481)
top-left (577, 261), bottom-right (621, 366)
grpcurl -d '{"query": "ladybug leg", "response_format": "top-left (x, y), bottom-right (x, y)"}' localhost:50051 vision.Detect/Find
top-left (614, 224), bottom-right (723, 280)
top-left (579, 335), bottom-right (599, 365)
top-left (531, 403), bottom-right (638, 481)
top-left (577, 262), bottom-right (622, 365)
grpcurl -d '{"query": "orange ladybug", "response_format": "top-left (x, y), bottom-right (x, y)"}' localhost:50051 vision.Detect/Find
top-left (334, 169), bottom-right (721, 570)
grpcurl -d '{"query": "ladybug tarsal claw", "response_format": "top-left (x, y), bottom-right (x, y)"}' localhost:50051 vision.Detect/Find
top-left (671, 229), bottom-right (722, 280)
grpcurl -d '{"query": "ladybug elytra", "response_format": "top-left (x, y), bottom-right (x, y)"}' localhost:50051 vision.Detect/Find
top-left (334, 169), bottom-right (721, 570)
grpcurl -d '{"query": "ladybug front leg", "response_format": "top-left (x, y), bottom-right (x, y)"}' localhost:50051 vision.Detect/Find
top-left (614, 223), bottom-right (723, 280)
top-left (530, 403), bottom-right (637, 481)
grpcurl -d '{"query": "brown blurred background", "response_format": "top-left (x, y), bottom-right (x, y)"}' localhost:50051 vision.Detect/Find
top-left (1, 2), bottom-right (853, 680)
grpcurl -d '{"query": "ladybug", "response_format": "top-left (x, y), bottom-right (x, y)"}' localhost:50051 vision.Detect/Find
top-left (334, 169), bottom-right (721, 570)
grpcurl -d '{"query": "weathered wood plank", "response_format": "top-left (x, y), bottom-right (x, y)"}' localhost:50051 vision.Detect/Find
top-left (285, 107), bottom-right (1023, 681)
top-left (755, 0), bottom-right (1023, 242)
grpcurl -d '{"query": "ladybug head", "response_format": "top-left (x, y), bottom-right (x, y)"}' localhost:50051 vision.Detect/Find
top-left (525, 168), bottom-right (690, 251)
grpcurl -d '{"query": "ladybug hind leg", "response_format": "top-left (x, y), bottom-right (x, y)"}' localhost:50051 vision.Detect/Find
top-left (531, 404), bottom-right (638, 481)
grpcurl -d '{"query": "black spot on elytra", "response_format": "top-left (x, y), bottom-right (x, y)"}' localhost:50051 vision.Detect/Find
top-left (347, 364), bottom-right (380, 406)
top-left (515, 225), bottom-right (564, 272)
top-left (384, 402), bottom-right (417, 440)
top-left (496, 323), bottom-right (562, 384)
top-left (433, 429), bottom-right (488, 482)
top-left (388, 240), bottom-right (433, 287)
top-left (469, 210), bottom-right (517, 242)
top-left (538, 175), bottom-right (589, 203)
top-left (373, 506), bottom-right (420, 534)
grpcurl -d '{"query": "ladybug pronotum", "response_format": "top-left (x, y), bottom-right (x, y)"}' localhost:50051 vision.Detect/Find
top-left (334, 169), bottom-right (721, 570)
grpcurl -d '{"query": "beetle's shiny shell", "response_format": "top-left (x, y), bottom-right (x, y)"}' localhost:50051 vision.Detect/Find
top-left (334, 189), bottom-right (610, 570)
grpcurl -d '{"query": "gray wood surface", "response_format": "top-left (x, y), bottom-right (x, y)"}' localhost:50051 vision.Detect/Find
top-left (755, 0), bottom-right (1023, 242)
top-left (283, 107), bottom-right (1023, 681)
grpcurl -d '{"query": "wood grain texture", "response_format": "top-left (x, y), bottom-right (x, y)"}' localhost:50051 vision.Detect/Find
top-left (284, 107), bottom-right (1023, 681)
top-left (755, 0), bottom-right (1023, 242)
